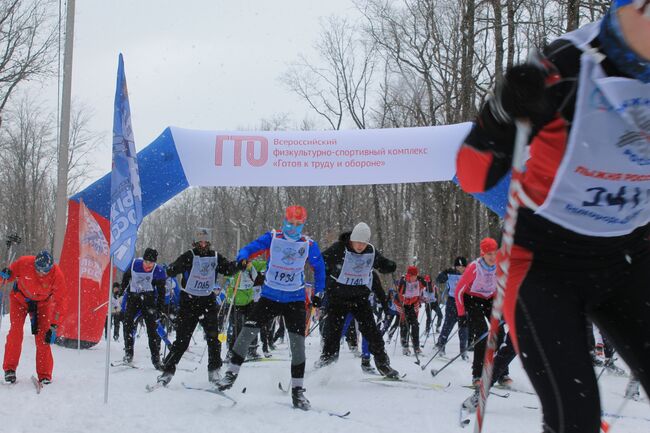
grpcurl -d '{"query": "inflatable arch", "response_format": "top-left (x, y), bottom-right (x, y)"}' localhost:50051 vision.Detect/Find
top-left (58, 124), bottom-right (509, 346)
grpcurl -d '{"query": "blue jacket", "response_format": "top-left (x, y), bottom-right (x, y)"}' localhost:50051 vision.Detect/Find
top-left (237, 231), bottom-right (325, 303)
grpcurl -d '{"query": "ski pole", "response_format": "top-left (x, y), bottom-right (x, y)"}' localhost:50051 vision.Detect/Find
top-left (475, 120), bottom-right (534, 433)
top-left (420, 326), bottom-right (460, 370)
top-left (431, 320), bottom-right (504, 378)
top-left (305, 313), bottom-right (328, 337)
top-left (218, 271), bottom-right (242, 343)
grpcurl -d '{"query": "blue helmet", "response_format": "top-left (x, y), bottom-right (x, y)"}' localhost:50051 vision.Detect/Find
top-left (34, 250), bottom-right (54, 274)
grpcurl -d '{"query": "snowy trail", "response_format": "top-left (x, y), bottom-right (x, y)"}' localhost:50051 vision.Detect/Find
top-left (0, 322), bottom-right (647, 433)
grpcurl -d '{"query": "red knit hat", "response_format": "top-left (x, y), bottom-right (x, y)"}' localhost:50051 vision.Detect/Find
top-left (285, 205), bottom-right (307, 223)
top-left (480, 237), bottom-right (498, 255)
top-left (407, 266), bottom-right (418, 276)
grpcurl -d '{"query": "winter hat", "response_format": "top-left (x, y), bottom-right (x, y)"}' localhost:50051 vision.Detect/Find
top-left (34, 250), bottom-right (54, 274)
top-left (193, 227), bottom-right (212, 244)
top-left (285, 205), bottom-right (307, 224)
top-left (407, 266), bottom-right (418, 276)
top-left (350, 222), bottom-right (371, 243)
top-left (600, 0), bottom-right (650, 83)
top-left (480, 238), bottom-right (499, 255)
top-left (143, 248), bottom-right (158, 262)
top-left (454, 256), bottom-right (468, 267)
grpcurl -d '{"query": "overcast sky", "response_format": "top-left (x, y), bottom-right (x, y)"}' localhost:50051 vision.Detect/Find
top-left (41, 0), bottom-right (358, 184)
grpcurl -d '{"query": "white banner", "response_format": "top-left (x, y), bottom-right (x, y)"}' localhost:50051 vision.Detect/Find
top-left (170, 124), bottom-right (472, 187)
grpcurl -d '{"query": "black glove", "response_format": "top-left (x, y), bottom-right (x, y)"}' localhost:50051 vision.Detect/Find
top-left (458, 316), bottom-right (468, 328)
top-left (491, 60), bottom-right (551, 123)
top-left (237, 259), bottom-right (248, 270)
top-left (0, 267), bottom-right (10, 280)
top-left (44, 325), bottom-right (57, 345)
top-left (312, 293), bottom-right (323, 308)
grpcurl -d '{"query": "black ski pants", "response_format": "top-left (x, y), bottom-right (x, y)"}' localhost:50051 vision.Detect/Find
top-left (504, 241), bottom-right (650, 433)
top-left (464, 295), bottom-right (504, 379)
top-left (400, 304), bottom-right (420, 349)
top-left (123, 292), bottom-right (161, 364)
top-left (321, 295), bottom-right (390, 366)
top-left (425, 301), bottom-right (443, 334)
top-left (162, 291), bottom-right (222, 374)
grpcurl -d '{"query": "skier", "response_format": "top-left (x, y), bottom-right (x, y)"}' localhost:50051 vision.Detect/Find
top-left (157, 228), bottom-right (238, 385)
top-left (454, 238), bottom-right (505, 386)
top-left (225, 261), bottom-right (261, 360)
top-left (215, 205), bottom-right (326, 410)
top-left (435, 256), bottom-right (468, 357)
top-left (120, 248), bottom-right (167, 368)
top-left (422, 275), bottom-right (443, 337)
top-left (455, 1), bottom-right (650, 431)
top-left (315, 223), bottom-right (398, 377)
top-left (1, 251), bottom-right (66, 384)
top-left (397, 266), bottom-right (426, 355)
top-left (111, 283), bottom-right (124, 341)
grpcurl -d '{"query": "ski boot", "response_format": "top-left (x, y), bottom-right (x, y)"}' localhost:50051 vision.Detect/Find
top-left (462, 390), bottom-right (479, 413)
top-left (313, 356), bottom-right (336, 369)
top-left (497, 375), bottom-right (513, 388)
top-left (123, 354), bottom-right (134, 366)
top-left (376, 362), bottom-right (400, 379)
top-left (156, 371), bottom-right (174, 387)
top-left (4, 370), bottom-right (16, 384)
top-left (361, 358), bottom-right (376, 374)
top-left (40, 378), bottom-right (52, 385)
top-left (291, 387), bottom-right (311, 410)
top-left (215, 371), bottom-right (238, 391)
top-left (208, 369), bottom-right (221, 384)
top-left (435, 344), bottom-right (445, 357)
top-left (472, 377), bottom-right (481, 388)
top-left (402, 347), bottom-right (411, 356)
top-left (461, 352), bottom-right (469, 362)
top-left (263, 350), bottom-right (272, 359)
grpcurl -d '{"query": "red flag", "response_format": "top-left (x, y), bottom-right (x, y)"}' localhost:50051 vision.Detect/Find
top-left (79, 200), bottom-right (109, 283)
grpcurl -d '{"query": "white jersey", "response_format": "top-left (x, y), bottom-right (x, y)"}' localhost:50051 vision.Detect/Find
top-left (536, 22), bottom-right (650, 236)
top-left (335, 246), bottom-right (375, 287)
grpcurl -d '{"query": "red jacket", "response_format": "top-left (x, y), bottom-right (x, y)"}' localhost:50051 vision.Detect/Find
top-left (454, 259), bottom-right (497, 316)
top-left (397, 275), bottom-right (425, 306)
top-left (8, 256), bottom-right (67, 325)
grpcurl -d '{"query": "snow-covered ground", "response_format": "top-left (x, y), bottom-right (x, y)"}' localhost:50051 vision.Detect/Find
top-left (1, 320), bottom-right (647, 433)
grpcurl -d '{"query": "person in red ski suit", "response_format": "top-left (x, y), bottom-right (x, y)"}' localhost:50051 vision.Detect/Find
top-left (2, 251), bottom-right (66, 384)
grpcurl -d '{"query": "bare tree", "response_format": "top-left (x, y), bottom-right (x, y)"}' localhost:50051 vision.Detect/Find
top-left (0, 95), bottom-right (55, 253)
top-left (0, 0), bottom-right (58, 122)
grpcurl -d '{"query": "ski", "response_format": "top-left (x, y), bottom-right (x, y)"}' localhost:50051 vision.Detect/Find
top-left (31, 375), bottom-right (42, 394)
top-left (181, 382), bottom-right (237, 406)
top-left (243, 357), bottom-right (289, 363)
top-left (111, 361), bottom-right (139, 369)
top-left (461, 385), bottom-right (510, 398)
top-left (275, 401), bottom-right (350, 418)
top-left (602, 412), bottom-right (650, 423)
top-left (494, 384), bottom-right (536, 395)
top-left (361, 377), bottom-right (450, 391)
